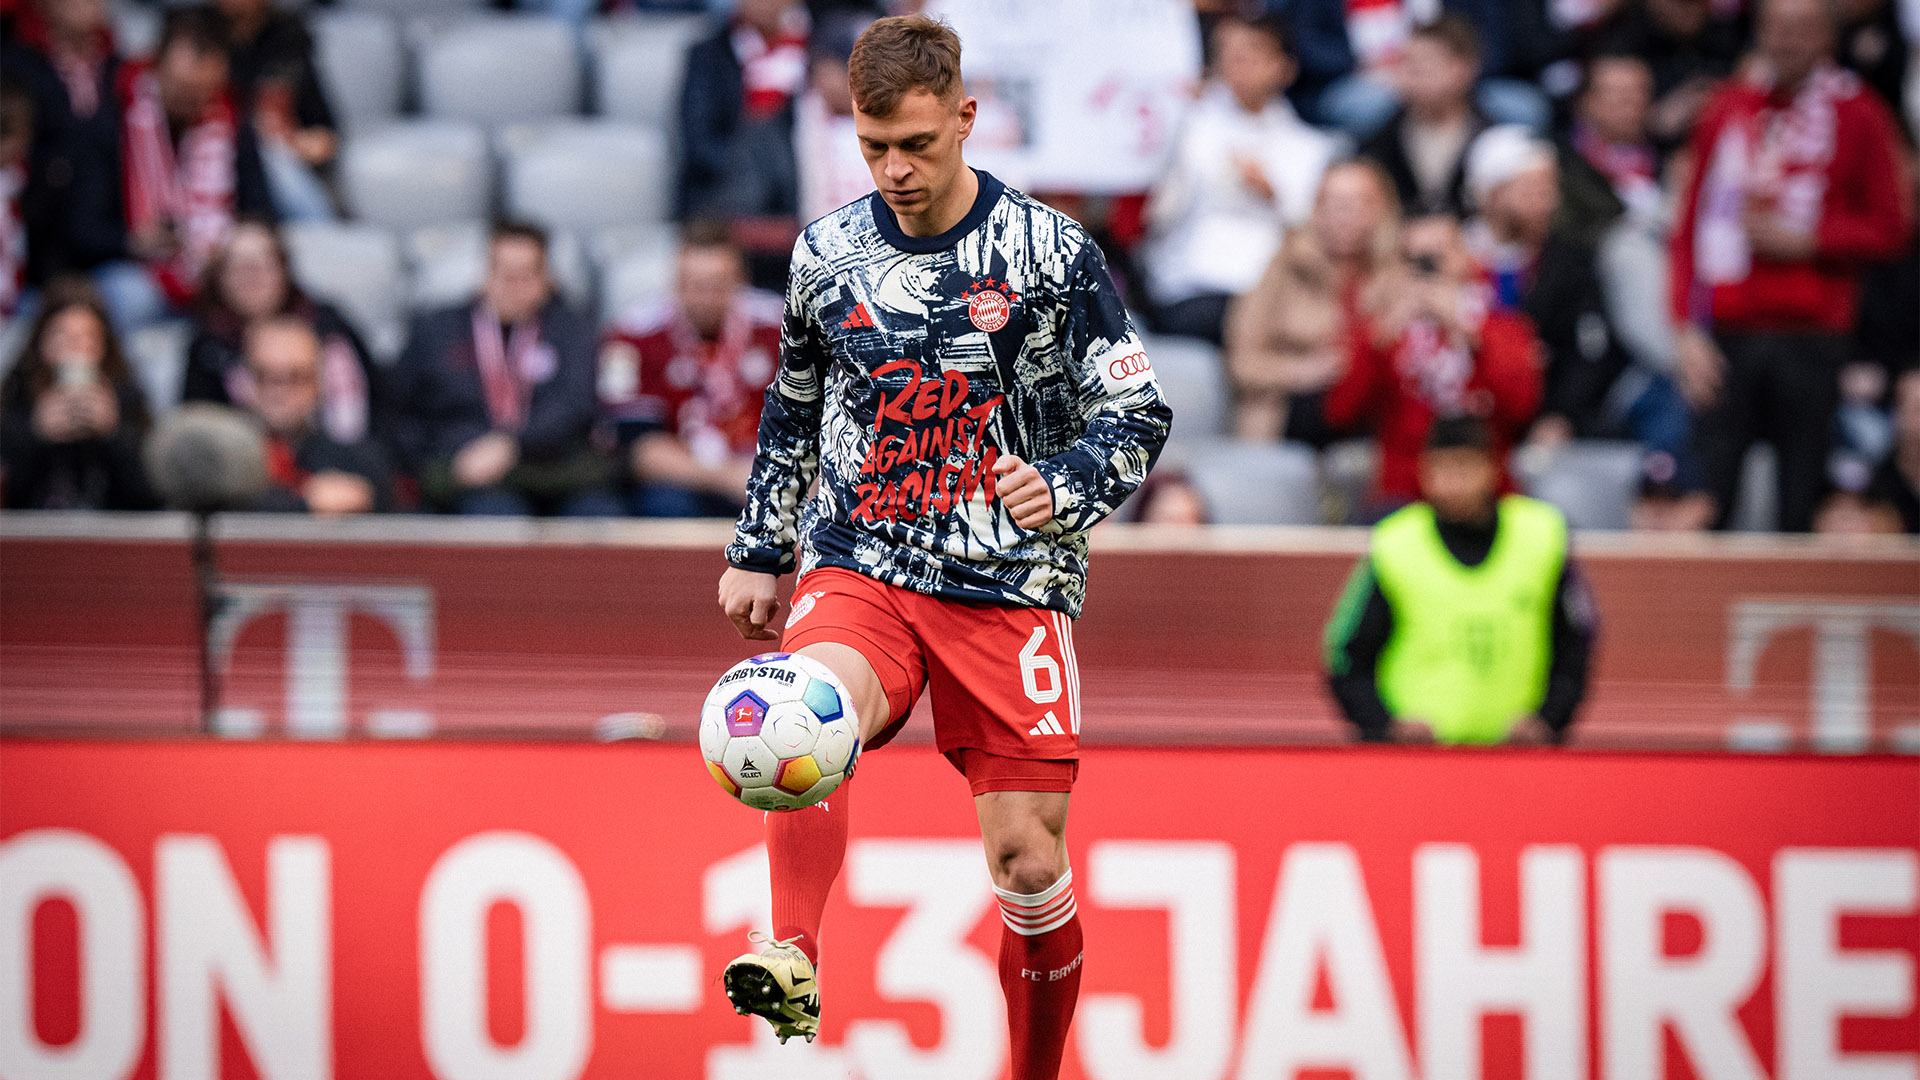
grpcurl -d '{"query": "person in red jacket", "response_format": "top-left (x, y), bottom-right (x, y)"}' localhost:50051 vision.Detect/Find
top-left (1669, 0), bottom-right (1910, 532)
top-left (1325, 212), bottom-right (1543, 514)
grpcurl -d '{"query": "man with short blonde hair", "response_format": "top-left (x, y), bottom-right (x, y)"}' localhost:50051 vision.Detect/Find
top-left (714, 15), bottom-right (1171, 1078)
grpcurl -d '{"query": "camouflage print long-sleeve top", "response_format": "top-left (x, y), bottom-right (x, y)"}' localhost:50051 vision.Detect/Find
top-left (726, 171), bottom-right (1172, 618)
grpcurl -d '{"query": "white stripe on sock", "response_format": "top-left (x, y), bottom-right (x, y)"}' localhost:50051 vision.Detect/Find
top-left (994, 869), bottom-right (1077, 937)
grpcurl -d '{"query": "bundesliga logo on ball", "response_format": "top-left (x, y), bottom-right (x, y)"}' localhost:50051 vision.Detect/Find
top-left (700, 653), bottom-right (860, 811)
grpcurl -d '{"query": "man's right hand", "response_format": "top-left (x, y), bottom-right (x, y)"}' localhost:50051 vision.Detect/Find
top-left (718, 567), bottom-right (781, 641)
top-left (1676, 325), bottom-right (1725, 410)
top-left (453, 432), bottom-right (518, 490)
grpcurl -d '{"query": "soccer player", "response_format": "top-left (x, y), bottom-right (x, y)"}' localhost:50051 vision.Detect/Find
top-left (714, 14), bottom-right (1172, 1079)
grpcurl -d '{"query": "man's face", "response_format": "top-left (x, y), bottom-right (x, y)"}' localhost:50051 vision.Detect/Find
top-left (1314, 165), bottom-right (1391, 262)
top-left (39, 0), bottom-right (106, 39)
top-left (246, 324), bottom-right (322, 437)
top-left (484, 237), bottom-right (551, 326)
top-left (1579, 58), bottom-right (1653, 143)
top-left (1400, 215), bottom-right (1467, 282)
top-left (677, 245), bottom-right (746, 340)
top-left (1215, 22), bottom-right (1293, 109)
top-left (1420, 446), bottom-right (1499, 521)
top-left (1758, 0), bottom-right (1835, 87)
top-left (1489, 162), bottom-right (1559, 241)
top-left (1399, 37), bottom-right (1476, 114)
top-left (855, 88), bottom-right (976, 223)
top-left (1648, 0), bottom-right (1711, 38)
top-left (156, 40), bottom-right (228, 122)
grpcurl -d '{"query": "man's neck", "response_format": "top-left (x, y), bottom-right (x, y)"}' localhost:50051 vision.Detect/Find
top-left (1409, 101), bottom-right (1469, 130)
top-left (896, 166), bottom-right (979, 239)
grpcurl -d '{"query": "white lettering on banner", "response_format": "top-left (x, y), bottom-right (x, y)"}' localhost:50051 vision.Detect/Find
top-left (209, 581), bottom-right (436, 739)
top-left (1600, 847), bottom-right (1770, 1080)
top-left (1237, 843), bottom-right (1415, 1080)
top-left (703, 846), bottom-right (848, 1080)
top-left (1725, 599), bottom-right (1920, 751)
top-left (1078, 841), bottom-right (1237, 1080)
top-left (159, 835), bottom-right (330, 1080)
top-left (1416, 844), bottom-right (1585, 1080)
top-left (419, 832), bottom-right (590, 1080)
top-left (0, 830), bottom-right (143, 1080)
top-left (844, 840), bottom-right (1004, 1080)
top-left (1775, 849), bottom-right (1920, 1080)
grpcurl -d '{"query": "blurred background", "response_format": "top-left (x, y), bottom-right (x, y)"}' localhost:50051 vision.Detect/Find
top-left (0, 0), bottom-right (1916, 1076)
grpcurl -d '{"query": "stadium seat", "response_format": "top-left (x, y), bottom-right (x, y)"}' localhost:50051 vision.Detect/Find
top-left (598, 242), bottom-right (680, 328)
top-left (125, 320), bottom-right (192, 418)
top-left (112, 5), bottom-right (161, 59)
top-left (1186, 440), bottom-right (1322, 525)
top-left (418, 16), bottom-right (581, 125)
top-left (1731, 444), bottom-right (1780, 532)
top-left (1138, 334), bottom-right (1228, 446)
top-left (282, 223), bottom-right (408, 361)
top-left (338, 121), bottom-right (492, 230)
top-left (312, 11), bottom-right (406, 132)
top-left (1517, 440), bottom-right (1643, 531)
top-left (504, 123), bottom-right (673, 230)
top-left (1320, 438), bottom-right (1378, 525)
top-left (590, 14), bottom-right (709, 129)
top-left (337, 0), bottom-right (489, 14)
top-left (405, 221), bottom-right (595, 319)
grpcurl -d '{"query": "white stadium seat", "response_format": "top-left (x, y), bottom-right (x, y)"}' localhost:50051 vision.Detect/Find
top-left (282, 223), bottom-right (408, 360)
top-left (504, 123), bottom-right (673, 230)
top-left (338, 0), bottom-right (488, 13)
top-left (312, 11), bottom-right (406, 132)
top-left (418, 16), bottom-right (581, 125)
top-left (126, 320), bottom-right (192, 418)
top-left (1138, 333), bottom-right (1228, 445)
top-left (599, 246), bottom-right (680, 329)
top-left (1186, 440), bottom-right (1322, 525)
top-left (339, 121), bottom-right (492, 230)
top-left (405, 221), bottom-right (595, 319)
top-left (1517, 439), bottom-right (1644, 531)
top-left (1732, 444), bottom-right (1780, 532)
top-left (591, 14), bottom-right (709, 128)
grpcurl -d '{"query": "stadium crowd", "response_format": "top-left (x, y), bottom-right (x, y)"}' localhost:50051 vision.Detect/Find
top-left (0, 0), bottom-right (1913, 532)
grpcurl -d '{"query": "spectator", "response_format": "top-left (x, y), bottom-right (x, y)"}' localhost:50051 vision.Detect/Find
top-left (1286, 0), bottom-right (1552, 137)
top-left (1142, 13), bottom-right (1344, 344)
top-left (1223, 158), bottom-right (1400, 442)
top-left (1463, 126), bottom-right (1632, 448)
top-left (390, 221), bottom-right (616, 517)
top-left (215, 0), bottom-right (339, 223)
top-left (182, 219), bottom-right (377, 447)
top-left (239, 314), bottom-right (389, 516)
top-left (677, 0), bottom-right (809, 221)
top-left (1563, 53), bottom-right (1659, 241)
top-left (1870, 367), bottom-right (1920, 532)
top-left (1356, 16), bottom-right (1497, 217)
top-left (1324, 213), bottom-right (1542, 510)
top-left (598, 225), bottom-right (782, 517)
top-left (1591, 0), bottom-right (1745, 150)
top-left (1670, 0), bottom-right (1910, 532)
top-left (0, 277), bottom-right (157, 510)
top-left (1, 78), bottom-right (29, 320)
top-left (60, 6), bottom-right (276, 334)
top-left (1, 0), bottom-right (119, 290)
top-left (1126, 470), bottom-right (1211, 525)
top-left (794, 11), bottom-right (874, 225)
top-left (1324, 415), bottom-right (1595, 745)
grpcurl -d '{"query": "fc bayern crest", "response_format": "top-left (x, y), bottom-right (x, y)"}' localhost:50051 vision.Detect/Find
top-left (964, 278), bottom-right (1018, 333)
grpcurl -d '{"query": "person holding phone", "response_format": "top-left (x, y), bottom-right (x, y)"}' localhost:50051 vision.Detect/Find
top-left (1323, 212), bottom-right (1542, 518)
top-left (0, 277), bottom-right (158, 510)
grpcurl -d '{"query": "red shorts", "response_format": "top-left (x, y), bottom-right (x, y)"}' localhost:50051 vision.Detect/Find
top-left (780, 566), bottom-right (1081, 796)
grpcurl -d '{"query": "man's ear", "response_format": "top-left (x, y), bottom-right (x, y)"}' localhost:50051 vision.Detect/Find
top-left (956, 95), bottom-right (978, 141)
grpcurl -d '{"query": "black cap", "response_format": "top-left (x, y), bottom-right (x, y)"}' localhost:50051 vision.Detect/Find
top-left (1424, 414), bottom-right (1493, 454)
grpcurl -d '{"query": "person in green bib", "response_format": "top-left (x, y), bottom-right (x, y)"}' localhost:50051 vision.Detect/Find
top-left (1325, 415), bottom-right (1597, 745)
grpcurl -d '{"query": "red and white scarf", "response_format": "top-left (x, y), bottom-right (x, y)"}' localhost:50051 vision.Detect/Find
top-left (120, 66), bottom-right (239, 306)
top-left (732, 10), bottom-right (810, 120)
top-left (473, 306), bottom-right (551, 433)
top-left (1346, 0), bottom-right (1413, 71)
top-left (1693, 63), bottom-right (1852, 290)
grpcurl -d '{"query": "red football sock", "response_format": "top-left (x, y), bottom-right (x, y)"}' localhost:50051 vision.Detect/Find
top-left (766, 781), bottom-right (851, 966)
top-left (994, 869), bottom-right (1085, 1080)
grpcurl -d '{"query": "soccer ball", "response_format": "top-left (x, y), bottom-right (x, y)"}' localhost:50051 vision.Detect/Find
top-left (700, 653), bottom-right (860, 811)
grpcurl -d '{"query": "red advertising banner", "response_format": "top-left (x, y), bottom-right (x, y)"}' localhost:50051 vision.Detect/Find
top-left (2, 739), bottom-right (1915, 1080)
top-left (2, 516), bottom-right (1917, 751)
